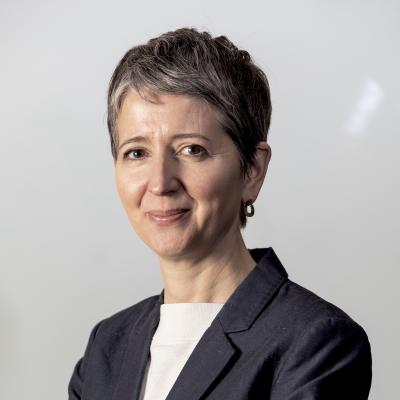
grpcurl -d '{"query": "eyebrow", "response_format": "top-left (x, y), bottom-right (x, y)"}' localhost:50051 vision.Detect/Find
top-left (118, 133), bottom-right (211, 151)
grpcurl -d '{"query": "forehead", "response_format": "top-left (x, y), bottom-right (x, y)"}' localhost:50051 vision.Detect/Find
top-left (116, 89), bottom-right (224, 139)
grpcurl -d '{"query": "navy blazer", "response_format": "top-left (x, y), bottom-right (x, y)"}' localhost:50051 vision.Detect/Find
top-left (68, 247), bottom-right (372, 399)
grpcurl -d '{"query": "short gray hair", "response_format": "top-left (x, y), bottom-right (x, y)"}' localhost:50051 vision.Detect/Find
top-left (107, 27), bottom-right (272, 228)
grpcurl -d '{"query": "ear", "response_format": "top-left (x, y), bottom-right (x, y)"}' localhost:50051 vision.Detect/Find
top-left (242, 141), bottom-right (272, 203)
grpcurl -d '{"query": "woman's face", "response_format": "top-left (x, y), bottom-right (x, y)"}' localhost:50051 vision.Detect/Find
top-left (114, 89), bottom-right (253, 261)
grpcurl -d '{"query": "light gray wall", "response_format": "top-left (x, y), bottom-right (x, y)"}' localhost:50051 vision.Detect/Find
top-left (1, 0), bottom-right (398, 398)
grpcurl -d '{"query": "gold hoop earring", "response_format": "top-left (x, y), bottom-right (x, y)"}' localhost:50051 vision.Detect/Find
top-left (244, 200), bottom-right (255, 217)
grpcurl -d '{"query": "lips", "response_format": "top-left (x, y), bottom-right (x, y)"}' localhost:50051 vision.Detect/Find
top-left (147, 208), bottom-right (189, 217)
top-left (146, 208), bottom-right (190, 225)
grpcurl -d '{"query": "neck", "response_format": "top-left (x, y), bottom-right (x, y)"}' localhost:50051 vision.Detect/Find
top-left (158, 232), bottom-right (256, 304)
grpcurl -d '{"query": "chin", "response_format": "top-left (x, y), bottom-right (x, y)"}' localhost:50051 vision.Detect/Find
top-left (145, 235), bottom-right (191, 259)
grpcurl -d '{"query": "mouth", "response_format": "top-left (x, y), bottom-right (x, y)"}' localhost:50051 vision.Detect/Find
top-left (146, 209), bottom-right (190, 224)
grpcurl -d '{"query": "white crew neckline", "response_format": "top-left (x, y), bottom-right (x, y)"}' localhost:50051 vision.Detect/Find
top-left (152, 302), bottom-right (225, 344)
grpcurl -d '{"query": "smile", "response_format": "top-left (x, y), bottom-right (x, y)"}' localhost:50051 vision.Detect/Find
top-left (146, 209), bottom-right (190, 225)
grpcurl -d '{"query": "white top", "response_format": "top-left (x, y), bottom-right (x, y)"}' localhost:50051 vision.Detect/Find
top-left (139, 302), bottom-right (225, 400)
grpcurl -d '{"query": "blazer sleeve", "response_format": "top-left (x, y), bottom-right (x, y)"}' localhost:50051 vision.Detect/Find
top-left (270, 317), bottom-right (372, 400)
top-left (68, 320), bottom-right (103, 400)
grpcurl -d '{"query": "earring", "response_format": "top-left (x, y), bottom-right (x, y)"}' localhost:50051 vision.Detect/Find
top-left (244, 200), bottom-right (255, 217)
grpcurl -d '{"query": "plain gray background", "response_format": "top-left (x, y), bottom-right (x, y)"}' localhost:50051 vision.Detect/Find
top-left (1, 0), bottom-right (399, 398)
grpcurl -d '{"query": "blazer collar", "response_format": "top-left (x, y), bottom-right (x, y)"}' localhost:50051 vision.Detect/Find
top-left (112, 247), bottom-right (288, 400)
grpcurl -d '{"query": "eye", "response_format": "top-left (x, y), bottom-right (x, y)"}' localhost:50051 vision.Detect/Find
top-left (180, 144), bottom-right (207, 158)
top-left (123, 149), bottom-right (147, 160)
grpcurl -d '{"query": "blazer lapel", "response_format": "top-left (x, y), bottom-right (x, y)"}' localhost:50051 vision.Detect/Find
top-left (165, 318), bottom-right (238, 400)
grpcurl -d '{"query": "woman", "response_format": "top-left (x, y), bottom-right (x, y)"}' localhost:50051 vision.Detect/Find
top-left (68, 28), bottom-right (372, 399)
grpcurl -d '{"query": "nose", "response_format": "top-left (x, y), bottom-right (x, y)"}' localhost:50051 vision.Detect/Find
top-left (148, 151), bottom-right (181, 196)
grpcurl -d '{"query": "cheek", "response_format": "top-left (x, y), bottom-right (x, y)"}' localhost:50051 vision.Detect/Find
top-left (191, 165), bottom-right (243, 217)
top-left (115, 169), bottom-right (144, 211)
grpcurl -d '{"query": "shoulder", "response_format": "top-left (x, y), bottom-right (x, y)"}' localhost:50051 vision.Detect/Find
top-left (272, 278), bottom-right (371, 352)
top-left (268, 279), bottom-right (371, 378)
top-left (87, 294), bottom-right (160, 344)
top-left (252, 278), bottom-right (371, 368)
top-left (68, 294), bottom-right (160, 399)
top-left (266, 280), bottom-right (372, 398)
top-left (270, 278), bottom-right (365, 330)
